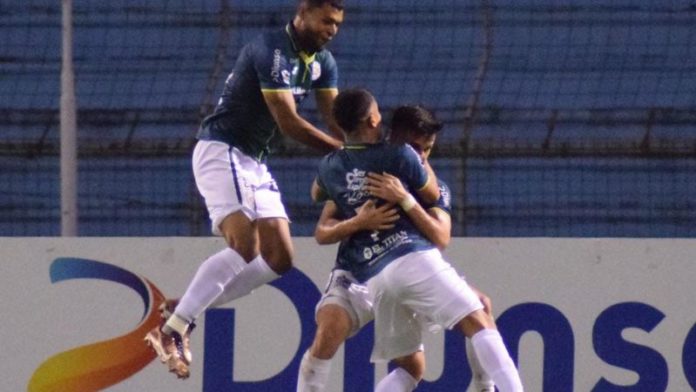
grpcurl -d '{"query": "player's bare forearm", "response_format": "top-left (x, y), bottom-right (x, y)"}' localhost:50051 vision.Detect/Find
top-left (281, 115), bottom-right (343, 153)
top-left (315, 88), bottom-right (345, 141)
top-left (263, 90), bottom-right (342, 153)
top-left (402, 203), bottom-right (450, 249)
top-left (366, 171), bottom-right (450, 248)
top-left (315, 200), bottom-right (398, 244)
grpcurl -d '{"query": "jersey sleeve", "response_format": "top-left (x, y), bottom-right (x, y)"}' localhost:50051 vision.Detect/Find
top-left (426, 181), bottom-right (452, 214)
top-left (312, 50), bottom-right (338, 90)
top-left (252, 37), bottom-right (291, 91)
top-left (394, 144), bottom-right (429, 191)
top-left (314, 156), bottom-right (332, 202)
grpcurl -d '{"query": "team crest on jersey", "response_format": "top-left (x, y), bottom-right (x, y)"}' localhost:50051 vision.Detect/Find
top-left (311, 62), bottom-right (322, 81)
top-left (345, 168), bottom-right (369, 204)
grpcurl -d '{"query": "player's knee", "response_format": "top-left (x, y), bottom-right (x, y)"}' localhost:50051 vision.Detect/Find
top-left (312, 326), bottom-right (348, 359)
top-left (261, 246), bottom-right (293, 274)
top-left (311, 309), bottom-right (351, 359)
top-left (458, 309), bottom-right (496, 337)
top-left (392, 353), bottom-right (425, 382)
top-left (219, 214), bottom-right (258, 261)
top-left (479, 293), bottom-right (493, 316)
top-left (224, 235), bottom-right (256, 261)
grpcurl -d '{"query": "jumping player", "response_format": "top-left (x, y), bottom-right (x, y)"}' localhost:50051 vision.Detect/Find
top-left (144, 0), bottom-right (345, 379)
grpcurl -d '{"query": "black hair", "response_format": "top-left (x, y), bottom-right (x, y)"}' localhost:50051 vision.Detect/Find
top-left (332, 88), bottom-right (375, 134)
top-left (390, 105), bottom-right (443, 138)
top-left (301, 0), bottom-right (344, 10)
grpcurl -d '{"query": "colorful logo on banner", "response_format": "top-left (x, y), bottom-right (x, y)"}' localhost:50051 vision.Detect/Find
top-left (27, 258), bottom-right (165, 392)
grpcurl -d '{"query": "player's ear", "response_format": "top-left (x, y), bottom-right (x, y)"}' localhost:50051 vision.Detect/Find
top-left (367, 111), bottom-right (382, 128)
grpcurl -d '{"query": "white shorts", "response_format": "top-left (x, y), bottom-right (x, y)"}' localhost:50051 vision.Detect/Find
top-left (192, 140), bottom-right (288, 235)
top-left (315, 269), bottom-right (374, 337)
top-left (366, 248), bottom-right (483, 362)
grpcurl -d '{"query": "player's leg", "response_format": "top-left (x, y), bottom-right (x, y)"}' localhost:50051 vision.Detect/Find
top-left (467, 285), bottom-right (496, 391)
top-left (209, 216), bottom-right (287, 306)
top-left (375, 351), bottom-right (424, 392)
top-left (455, 300), bottom-right (522, 391)
top-left (298, 270), bottom-right (372, 392)
top-left (212, 170), bottom-right (291, 306)
top-left (393, 249), bottom-right (522, 391)
top-left (145, 141), bottom-right (257, 378)
top-left (168, 143), bottom-right (262, 324)
top-left (297, 304), bottom-right (352, 392)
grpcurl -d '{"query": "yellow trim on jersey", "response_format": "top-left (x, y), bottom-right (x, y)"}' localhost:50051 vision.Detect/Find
top-left (260, 88), bottom-right (291, 93)
top-left (344, 144), bottom-right (368, 149)
top-left (299, 51), bottom-right (316, 64)
top-left (417, 175), bottom-right (432, 191)
top-left (299, 51), bottom-right (316, 83)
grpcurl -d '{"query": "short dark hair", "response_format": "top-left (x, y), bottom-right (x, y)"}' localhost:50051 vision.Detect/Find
top-left (301, 0), bottom-right (344, 10)
top-left (390, 105), bottom-right (443, 138)
top-left (332, 88), bottom-right (375, 134)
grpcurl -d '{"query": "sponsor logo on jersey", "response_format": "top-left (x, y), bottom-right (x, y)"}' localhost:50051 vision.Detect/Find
top-left (345, 168), bottom-right (369, 204)
top-left (271, 49), bottom-right (283, 84)
top-left (439, 185), bottom-right (451, 208)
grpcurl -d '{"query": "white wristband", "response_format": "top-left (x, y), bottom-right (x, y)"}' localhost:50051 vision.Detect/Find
top-left (399, 194), bottom-right (417, 212)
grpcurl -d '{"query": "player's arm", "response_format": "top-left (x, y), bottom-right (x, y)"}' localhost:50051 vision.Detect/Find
top-left (416, 160), bottom-right (440, 205)
top-left (315, 88), bottom-right (344, 141)
top-left (365, 172), bottom-right (451, 249)
top-left (311, 178), bottom-right (328, 203)
top-left (262, 90), bottom-right (343, 153)
top-left (315, 200), bottom-right (399, 245)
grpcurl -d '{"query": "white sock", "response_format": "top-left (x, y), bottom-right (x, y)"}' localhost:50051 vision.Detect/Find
top-left (466, 337), bottom-right (496, 391)
top-left (375, 367), bottom-right (418, 392)
top-left (471, 329), bottom-right (524, 392)
top-left (212, 254), bottom-right (280, 307)
top-left (296, 350), bottom-right (332, 392)
top-left (171, 248), bottom-right (247, 323)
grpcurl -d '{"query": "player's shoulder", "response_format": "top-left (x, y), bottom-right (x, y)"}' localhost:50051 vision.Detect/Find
top-left (319, 148), bottom-right (342, 168)
top-left (315, 48), bottom-right (336, 63)
top-left (247, 29), bottom-right (286, 54)
top-left (391, 142), bottom-right (421, 161)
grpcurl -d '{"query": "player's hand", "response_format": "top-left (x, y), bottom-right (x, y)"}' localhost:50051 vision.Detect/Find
top-left (354, 199), bottom-right (399, 231)
top-left (365, 172), bottom-right (409, 203)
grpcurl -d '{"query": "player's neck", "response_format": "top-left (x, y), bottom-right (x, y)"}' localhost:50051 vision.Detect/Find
top-left (346, 129), bottom-right (382, 144)
top-left (289, 19), bottom-right (317, 54)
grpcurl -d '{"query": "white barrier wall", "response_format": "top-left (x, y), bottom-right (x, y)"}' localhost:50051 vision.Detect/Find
top-left (2, 237), bottom-right (694, 391)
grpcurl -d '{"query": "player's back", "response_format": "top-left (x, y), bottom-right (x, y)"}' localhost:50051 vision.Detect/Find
top-left (316, 141), bottom-right (436, 282)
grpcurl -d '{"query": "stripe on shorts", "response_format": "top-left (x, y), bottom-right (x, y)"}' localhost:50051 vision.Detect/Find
top-left (228, 147), bottom-right (243, 203)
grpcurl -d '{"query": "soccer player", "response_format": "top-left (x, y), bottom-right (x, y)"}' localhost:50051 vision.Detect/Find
top-left (309, 88), bottom-right (524, 391)
top-left (144, 0), bottom-right (345, 379)
top-left (297, 104), bottom-right (496, 391)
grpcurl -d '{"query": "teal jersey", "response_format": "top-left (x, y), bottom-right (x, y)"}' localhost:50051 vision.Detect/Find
top-left (197, 23), bottom-right (339, 161)
top-left (316, 142), bottom-right (437, 283)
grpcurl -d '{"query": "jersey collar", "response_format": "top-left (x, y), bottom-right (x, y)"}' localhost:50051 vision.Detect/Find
top-left (344, 140), bottom-right (387, 149)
